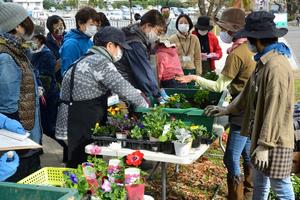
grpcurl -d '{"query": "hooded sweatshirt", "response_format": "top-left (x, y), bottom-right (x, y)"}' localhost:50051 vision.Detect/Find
top-left (156, 46), bottom-right (183, 81)
top-left (115, 24), bottom-right (161, 98)
top-left (59, 29), bottom-right (92, 76)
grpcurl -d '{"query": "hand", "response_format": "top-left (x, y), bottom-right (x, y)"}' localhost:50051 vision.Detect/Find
top-left (38, 86), bottom-right (44, 97)
top-left (204, 105), bottom-right (228, 117)
top-left (251, 145), bottom-right (269, 170)
top-left (160, 89), bottom-right (169, 100)
top-left (208, 53), bottom-right (219, 60)
top-left (3, 117), bottom-right (26, 135)
top-left (0, 151), bottom-right (20, 181)
top-left (201, 53), bottom-right (208, 61)
top-left (175, 75), bottom-right (198, 84)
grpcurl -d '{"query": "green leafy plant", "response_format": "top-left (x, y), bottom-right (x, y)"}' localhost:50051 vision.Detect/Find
top-left (92, 123), bottom-right (117, 136)
top-left (130, 125), bottom-right (146, 140)
top-left (63, 166), bottom-right (89, 197)
top-left (164, 93), bottom-right (192, 109)
top-left (193, 90), bottom-right (209, 106)
top-left (292, 175), bottom-right (300, 199)
top-left (143, 107), bottom-right (169, 139)
top-left (189, 125), bottom-right (208, 139)
top-left (203, 71), bottom-right (219, 81)
top-left (87, 155), bottom-right (107, 176)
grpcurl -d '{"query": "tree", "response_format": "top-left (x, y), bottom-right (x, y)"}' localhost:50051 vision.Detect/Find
top-left (198, 0), bottom-right (226, 18)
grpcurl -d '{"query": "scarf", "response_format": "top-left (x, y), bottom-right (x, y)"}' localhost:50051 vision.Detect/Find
top-left (254, 42), bottom-right (291, 62)
top-left (227, 38), bottom-right (248, 54)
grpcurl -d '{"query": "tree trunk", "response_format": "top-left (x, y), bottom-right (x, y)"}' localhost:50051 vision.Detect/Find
top-left (207, 0), bottom-right (216, 16)
top-left (198, 0), bottom-right (207, 15)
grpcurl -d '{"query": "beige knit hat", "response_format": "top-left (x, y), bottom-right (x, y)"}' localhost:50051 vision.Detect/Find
top-left (216, 8), bottom-right (245, 33)
top-left (0, 1), bottom-right (29, 33)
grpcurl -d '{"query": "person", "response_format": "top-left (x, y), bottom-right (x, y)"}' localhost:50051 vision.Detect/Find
top-left (116, 10), bottom-right (165, 100)
top-left (45, 15), bottom-right (67, 84)
top-left (134, 13), bottom-right (141, 22)
top-left (60, 7), bottom-right (99, 76)
top-left (156, 38), bottom-right (185, 88)
top-left (30, 34), bottom-right (68, 163)
top-left (56, 26), bottom-right (149, 168)
top-left (296, 14), bottom-right (300, 27)
top-left (193, 16), bottom-right (222, 74)
top-left (160, 6), bottom-right (176, 36)
top-left (205, 11), bottom-right (295, 200)
top-left (0, 1), bottom-right (42, 181)
top-left (176, 8), bottom-right (256, 200)
top-left (169, 14), bottom-right (202, 75)
top-left (97, 12), bottom-right (110, 27)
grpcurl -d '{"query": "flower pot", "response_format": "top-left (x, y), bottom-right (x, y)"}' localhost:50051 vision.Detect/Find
top-left (149, 137), bottom-right (159, 152)
top-left (160, 142), bottom-right (175, 154)
top-left (173, 141), bottom-right (192, 157)
top-left (125, 168), bottom-right (141, 185)
top-left (192, 135), bottom-right (201, 148)
top-left (116, 133), bottom-right (127, 147)
top-left (125, 184), bottom-right (145, 200)
top-left (108, 159), bottom-right (122, 183)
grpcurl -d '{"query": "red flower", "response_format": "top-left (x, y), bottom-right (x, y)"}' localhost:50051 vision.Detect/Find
top-left (126, 151), bottom-right (144, 167)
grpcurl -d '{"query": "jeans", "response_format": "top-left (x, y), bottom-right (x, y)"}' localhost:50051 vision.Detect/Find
top-left (252, 168), bottom-right (295, 200)
top-left (224, 124), bottom-right (251, 176)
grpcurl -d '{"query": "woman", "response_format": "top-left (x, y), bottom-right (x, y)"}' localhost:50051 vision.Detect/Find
top-left (156, 38), bottom-right (185, 88)
top-left (31, 34), bottom-right (68, 163)
top-left (0, 1), bottom-right (42, 181)
top-left (97, 12), bottom-right (110, 27)
top-left (56, 26), bottom-right (149, 168)
top-left (116, 10), bottom-right (166, 100)
top-left (45, 15), bottom-right (66, 83)
top-left (176, 8), bottom-right (256, 200)
top-left (169, 14), bottom-right (201, 75)
top-left (193, 16), bottom-right (222, 74)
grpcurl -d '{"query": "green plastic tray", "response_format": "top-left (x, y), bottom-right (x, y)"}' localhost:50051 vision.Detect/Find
top-left (0, 182), bottom-right (80, 200)
top-left (136, 89), bottom-right (225, 133)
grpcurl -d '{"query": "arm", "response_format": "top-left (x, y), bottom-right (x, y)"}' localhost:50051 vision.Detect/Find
top-left (93, 61), bottom-right (148, 108)
top-left (194, 37), bottom-right (202, 75)
top-left (156, 52), bottom-right (165, 82)
top-left (60, 41), bottom-right (81, 76)
top-left (195, 74), bottom-right (233, 92)
top-left (126, 42), bottom-right (161, 97)
top-left (211, 33), bottom-right (222, 60)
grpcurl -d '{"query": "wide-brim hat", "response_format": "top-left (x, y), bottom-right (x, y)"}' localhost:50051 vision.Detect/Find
top-left (94, 26), bottom-right (132, 50)
top-left (234, 11), bottom-right (288, 39)
top-left (195, 16), bottom-right (213, 31)
top-left (216, 8), bottom-right (245, 32)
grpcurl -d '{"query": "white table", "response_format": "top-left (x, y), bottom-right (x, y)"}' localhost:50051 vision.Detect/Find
top-left (85, 144), bottom-right (210, 200)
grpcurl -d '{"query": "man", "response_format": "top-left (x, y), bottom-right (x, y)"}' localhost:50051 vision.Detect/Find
top-left (206, 11), bottom-right (295, 199)
top-left (56, 26), bottom-right (149, 168)
top-left (161, 6), bottom-right (176, 36)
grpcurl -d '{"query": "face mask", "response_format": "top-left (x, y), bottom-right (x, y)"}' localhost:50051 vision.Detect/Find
top-left (178, 24), bottom-right (189, 33)
top-left (112, 47), bottom-right (123, 62)
top-left (198, 30), bottom-right (208, 36)
top-left (31, 42), bottom-right (39, 51)
top-left (220, 31), bottom-right (233, 44)
top-left (54, 27), bottom-right (65, 36)
top-left (85, 25), bottom-right (97, 37)
top-left (147, 30), bottom-right (158, 43)
top-left (247, 42), bottom-right (258, 53)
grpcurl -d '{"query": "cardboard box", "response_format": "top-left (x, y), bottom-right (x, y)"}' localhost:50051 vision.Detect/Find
top-left (292, 152), bottom-right (300, 174)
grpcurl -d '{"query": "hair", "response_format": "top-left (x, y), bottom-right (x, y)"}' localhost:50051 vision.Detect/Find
top-left (33, 34), bottom-right (46, 44)
top-left (161, 6), bottom-right (170, 12)
top-left (134, 13), bottom-right (141, 21)
top-left (94, 40), bottom-right (110, 47)
top-left (176, 14), bottom-right (194, 32)
top-left (46, 15), bottom-right (66, 33)
top-left (247, 37), bottom-right (278, 46)
top-left (8, 17), bottom-right (34, 36)
top-left (75, 7), bottom-right (100, 29)
top-left (98, 12), bottom-right (110, 27)
top-left (140, 9), bottom-right (165, 27)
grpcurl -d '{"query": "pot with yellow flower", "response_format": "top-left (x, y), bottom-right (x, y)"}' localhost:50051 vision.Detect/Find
top-left (189, 125), bottom-right (208, 148)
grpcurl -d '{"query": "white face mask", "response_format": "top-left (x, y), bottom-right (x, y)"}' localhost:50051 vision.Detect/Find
top-left (85, 25), bottom-right (97, 37)
top-left (147, 30), bottom-right (158, 43)
top-left (198, 30), bottom-right (208, 36)
top-left (112, 47), bottom-right (123, 62)
top-left (178, 24), bottom-right (189, 33)
top-left (220, 31), bottom-right (233, 44)
top-left (247, 42), bottom-right (258, 53)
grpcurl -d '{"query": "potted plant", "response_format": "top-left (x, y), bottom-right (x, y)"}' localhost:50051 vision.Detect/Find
top-left (189, 125), bottom-right (208, 148)
top-left (164, 93), bottom-right (192, 109)
top-left (193, 89), bottom-right (209, 108)
top-left (129, 124), bottom-right (147, 150)
top-left (173, 127), bottom-right (193, 157)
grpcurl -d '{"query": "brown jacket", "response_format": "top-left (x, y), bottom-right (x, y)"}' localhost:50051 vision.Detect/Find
top-left (169, 33), bottom-right (202, 75)
top-left (227, 51), bottom-right (294, 151)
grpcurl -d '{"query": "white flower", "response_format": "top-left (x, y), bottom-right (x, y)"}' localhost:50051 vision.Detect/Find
top-left (162, 124), bottom-right (171, 136)
top-left (77, 61), bottom-right (90, 74)
top-left (108, 142), bottom-right (122, 151)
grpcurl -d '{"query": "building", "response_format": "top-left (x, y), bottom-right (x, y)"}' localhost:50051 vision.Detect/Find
top-left (12, 0), bottom-right (43, 10)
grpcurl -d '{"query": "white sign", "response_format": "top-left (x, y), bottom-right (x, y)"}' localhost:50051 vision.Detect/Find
top-left (274, 13), bottom-right (288, 28)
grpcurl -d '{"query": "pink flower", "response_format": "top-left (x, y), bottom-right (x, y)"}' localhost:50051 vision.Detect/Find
top-left (90, 145), bottom-right (101, 155)
top-left (102, 179), bottom-right (111, 192)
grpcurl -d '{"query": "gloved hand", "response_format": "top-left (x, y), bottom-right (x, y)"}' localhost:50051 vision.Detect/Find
top-left (160, 89), bottom-right (169, 101)
top-left (0, 151), bottom-right (19, 181)
top-left (204, 105), bottom-right (229, 117)
top-left (251, 145), bottom-right (269, 170)
top-left (0, 114), bottom-right (26, 135)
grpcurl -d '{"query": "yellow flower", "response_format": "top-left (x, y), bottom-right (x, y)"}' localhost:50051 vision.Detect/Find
top-left (190, 125), bottom-right (199, 131)
top-left (108, 107), bottom-right (113, 113)
top-left (169, 97), bottom-right (176, 101)
top-left (115, 107), bottom-right (120, 111)
top-left (111, 110), bottom-right (116, 116)
top-left (95, 123), bottom-right (100, 129)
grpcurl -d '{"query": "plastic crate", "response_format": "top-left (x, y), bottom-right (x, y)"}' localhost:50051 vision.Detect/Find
top-left (18, 167), bottom-right (74, 187)
top-left (135, 89), bottom-right (226, 133)
top-left (0, 182), bottom-right (80, 200)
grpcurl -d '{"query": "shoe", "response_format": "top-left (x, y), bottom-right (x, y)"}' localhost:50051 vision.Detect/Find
top-left (227, 175), bottom-right (244, 200)
top-left (244, 165), bottom-right (253, 200)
